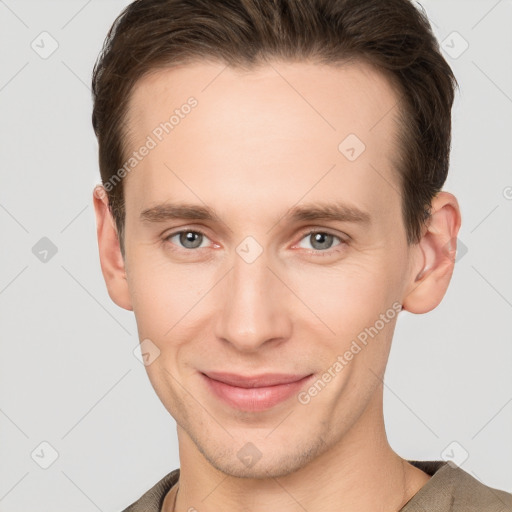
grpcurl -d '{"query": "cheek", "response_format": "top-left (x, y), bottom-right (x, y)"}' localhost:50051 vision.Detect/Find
top-left (125, 247), bottom-right (215, 338)
top-left (288, 259), bottom-right (397, 337)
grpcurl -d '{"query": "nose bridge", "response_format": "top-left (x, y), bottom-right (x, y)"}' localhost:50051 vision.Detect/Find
top-left (214, 241), bottom-right (290, 351)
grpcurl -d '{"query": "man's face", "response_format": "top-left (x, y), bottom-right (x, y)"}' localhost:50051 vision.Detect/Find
top-left (121, 60), bottom-right (417, 478)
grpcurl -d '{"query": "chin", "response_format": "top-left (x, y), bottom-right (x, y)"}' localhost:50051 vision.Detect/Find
top-left (199, 436), bottom-right (325, 480)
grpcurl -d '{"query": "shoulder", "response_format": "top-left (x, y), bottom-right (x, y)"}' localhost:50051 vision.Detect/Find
top-left (121, 468), bottom-right (180, 512)
top-left (403, 460), bottom-right (512, 512)
top-left (447, 464), bottom-right (512, 511)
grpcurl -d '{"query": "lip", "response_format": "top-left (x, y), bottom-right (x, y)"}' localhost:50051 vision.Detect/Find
top-left (201, 371), bottom-right (314, 412)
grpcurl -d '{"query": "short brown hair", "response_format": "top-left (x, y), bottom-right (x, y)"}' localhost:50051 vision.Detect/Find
top-left (92, 0), bottom-right (458, 255)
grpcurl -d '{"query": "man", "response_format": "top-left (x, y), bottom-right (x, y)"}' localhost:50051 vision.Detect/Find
top-left (91, 0), bottom-right (512, 510)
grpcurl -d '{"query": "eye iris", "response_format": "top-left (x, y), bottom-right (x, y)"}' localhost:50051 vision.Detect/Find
top-left (180, 231), bottom-right (202, 249)
top-left (311, 232), bottom-right (333, 250)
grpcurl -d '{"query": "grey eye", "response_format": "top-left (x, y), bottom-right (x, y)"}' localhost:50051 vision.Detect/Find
top-left (179, 231), bottom-right (203, 249)
top-left (298, 232), bottom-right (341, 251)
top-left (167, 230), bottom-right (208, 249)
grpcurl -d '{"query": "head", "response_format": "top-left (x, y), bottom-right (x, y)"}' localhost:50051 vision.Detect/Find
top-left (92, 0), bottom-right (461, 479)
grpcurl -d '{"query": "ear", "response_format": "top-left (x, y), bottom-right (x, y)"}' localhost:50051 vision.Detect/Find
top-left (93, 185), bottom-right (133, 311)
top-left (402, 191), bottom-right (461, 314)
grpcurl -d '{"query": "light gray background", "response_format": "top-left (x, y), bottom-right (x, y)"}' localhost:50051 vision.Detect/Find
top-left (1, 0), bottom-right (511, 510)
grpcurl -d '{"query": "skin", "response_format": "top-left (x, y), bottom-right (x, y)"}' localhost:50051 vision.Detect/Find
top-left (93, 60), bottom-right (461, 511)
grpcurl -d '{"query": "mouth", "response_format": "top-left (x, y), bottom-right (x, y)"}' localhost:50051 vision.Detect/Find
top-left (200, 371), bottom-right (314, 412)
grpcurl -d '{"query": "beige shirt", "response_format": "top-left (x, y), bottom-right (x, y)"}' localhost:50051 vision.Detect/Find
top-left (122, 460), bottom-right (512, 511)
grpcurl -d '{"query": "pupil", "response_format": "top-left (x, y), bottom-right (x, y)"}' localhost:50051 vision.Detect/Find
top-left (312, 233), bottom-right (332, 250)
top-left (181, 231), bottom-right (201, 248)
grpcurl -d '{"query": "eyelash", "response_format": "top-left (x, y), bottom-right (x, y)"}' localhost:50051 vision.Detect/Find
top-left (299, 229), bottom-right (347, 256)
top-left (163, 228), bottom-right (347, 257)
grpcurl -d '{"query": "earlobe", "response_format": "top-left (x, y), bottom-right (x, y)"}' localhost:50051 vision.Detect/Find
top-left (402, 191), bottom-right (461, 314)
top-left (93, 185), bottom-right (133, 311)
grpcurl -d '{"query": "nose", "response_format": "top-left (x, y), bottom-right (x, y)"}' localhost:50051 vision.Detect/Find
top-left (213, 247), bottom-right (292, 353)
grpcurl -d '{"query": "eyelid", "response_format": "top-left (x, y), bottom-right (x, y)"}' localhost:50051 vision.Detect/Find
top-left (295, 227), bottom-right (349, 242)
top-left (291, 228), bottom-right (348, 255)
top-left (163, 227), bottom-right (215, 249)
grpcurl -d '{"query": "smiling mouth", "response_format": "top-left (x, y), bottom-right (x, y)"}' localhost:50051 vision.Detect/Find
top-left (200, 371), bottom-right (314, 412)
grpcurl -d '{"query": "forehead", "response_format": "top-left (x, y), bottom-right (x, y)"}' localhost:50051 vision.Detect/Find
top-left (124, 60), bottom-right (403, 230)
top-left (127, 59), bottom-right (401, 146)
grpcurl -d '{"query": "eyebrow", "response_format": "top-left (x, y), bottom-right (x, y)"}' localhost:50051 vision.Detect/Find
top-left (140, 201), bottom-right (371, 226)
